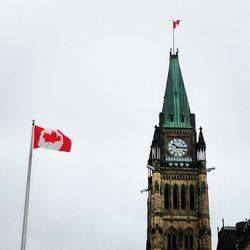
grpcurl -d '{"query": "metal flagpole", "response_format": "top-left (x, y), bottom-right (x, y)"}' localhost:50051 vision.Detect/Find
top-left (21, 120), bottom-right (35, 250)
top-left (172, 20), bottom-right (175, 54)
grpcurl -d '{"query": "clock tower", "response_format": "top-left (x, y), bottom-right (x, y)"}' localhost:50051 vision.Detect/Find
top-left (146, 51), bottom-right (212, 250)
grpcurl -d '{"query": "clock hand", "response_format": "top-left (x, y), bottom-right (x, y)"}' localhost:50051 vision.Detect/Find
top-left (172, 144), bottom-right (187, 149)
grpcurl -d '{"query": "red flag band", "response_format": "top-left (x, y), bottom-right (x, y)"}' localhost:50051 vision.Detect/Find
top-left (34, 125), bottom-right (72, 152)
top-left (173, 20), bottom-right (180, 29)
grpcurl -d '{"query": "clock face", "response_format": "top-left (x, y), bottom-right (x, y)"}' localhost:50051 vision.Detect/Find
top-left (167, 138), bottom-right (188, 157)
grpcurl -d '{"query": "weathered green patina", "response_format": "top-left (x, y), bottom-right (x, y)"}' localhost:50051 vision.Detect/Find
top-left (162, 53), bottom-right (191, 128)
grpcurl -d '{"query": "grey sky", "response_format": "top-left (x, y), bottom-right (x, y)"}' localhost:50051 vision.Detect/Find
top-left (1, 0), bottom-right (250, 249)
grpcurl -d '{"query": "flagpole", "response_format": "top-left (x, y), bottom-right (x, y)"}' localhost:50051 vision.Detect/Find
top-left (172, 20), bottom-right (175, 54)
top-left (21, 120), bottom-right (35, 250)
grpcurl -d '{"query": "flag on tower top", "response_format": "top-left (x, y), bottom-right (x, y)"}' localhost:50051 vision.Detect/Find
top-left (173, 20), bottom-right (181, 29)
top-left (34, 125), bottom-right (72, 152)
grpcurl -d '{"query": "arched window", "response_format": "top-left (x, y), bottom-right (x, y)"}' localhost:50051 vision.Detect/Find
top-left (172, 234), bottom-right (177, 248)
top-left (168, 234), bottom-right (172, 248)
top-left (173, 185), bottom-right (178, 209)
top-left (190, 235), bottom-right (193, 248)
top-left (181, 185), bottom-right (186, 210)
top-left (184, 235), bottom-right (189, 248)
top-left (190, 185), bottom-right (194, 210)
top-left (167, 228), bottom-right (177, 250)
top-left (184, 230), bottom-right (194, 249)
top-left (164, 184), bottom-right (169, 209)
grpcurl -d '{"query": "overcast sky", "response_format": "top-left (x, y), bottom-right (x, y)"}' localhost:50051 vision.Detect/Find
top-left (1, 0), bottom-right (250, 249)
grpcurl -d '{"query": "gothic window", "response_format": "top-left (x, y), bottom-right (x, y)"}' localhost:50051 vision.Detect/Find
top-left (190, 185), bottom-right (195, 210)
top-left (181, 185), bottom-right (186, 210)
top-left (167, 234), bottom-right (171, 248)
top-left (190, 235), bottom-right (193, 248)
top-left (184, 235), bottom-right (188, 248)
top-left (173, 185), bottom-right (178, 209)
top-left (184, 230), bottom-right (194, 249)
top-left (167, 229), bottom-right (177, 250)
top-left (172, 234), bottom-right (177, 248)
top-left (168, 234), bottom-right (171, 248)
top-left (164, 184), bottom-right (169, 209)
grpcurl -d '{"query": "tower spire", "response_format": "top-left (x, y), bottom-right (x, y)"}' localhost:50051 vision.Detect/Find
top-left (160, 53), bottom-right (191, 128)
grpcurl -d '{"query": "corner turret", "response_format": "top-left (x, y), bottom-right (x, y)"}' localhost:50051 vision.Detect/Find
top-left (197, 127), bottom-right (206, 161)
top-left (149, 126), bottom-right (161, 162)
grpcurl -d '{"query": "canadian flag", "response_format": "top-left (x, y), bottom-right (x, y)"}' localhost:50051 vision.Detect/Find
top-left (173, 20), bottom-right (181, 29)
top-left (34, 125), bottom-right (72, 152)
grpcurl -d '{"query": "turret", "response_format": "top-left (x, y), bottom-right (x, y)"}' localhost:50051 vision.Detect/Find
top-left (149, 126), bottom-right (161, 162)
top-left (197, 127), bottom-right (206, 161)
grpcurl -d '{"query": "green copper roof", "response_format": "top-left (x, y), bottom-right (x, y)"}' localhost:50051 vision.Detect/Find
top-left (162, 53), bottom-right (191, 128)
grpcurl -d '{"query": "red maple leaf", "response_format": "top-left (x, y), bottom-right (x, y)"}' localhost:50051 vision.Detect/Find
top-left (43, 131), bottom-right (61, 144)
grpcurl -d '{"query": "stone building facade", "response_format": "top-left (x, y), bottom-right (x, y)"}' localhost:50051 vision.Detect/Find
top-left (145, 52), bottom-right (212, 250)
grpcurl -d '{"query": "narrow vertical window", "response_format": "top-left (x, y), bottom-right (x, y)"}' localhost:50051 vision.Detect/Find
top-left (164, 185), bottom-right (169, 209)
top-left (173, 185), bottom-right (178, 209)
top-left (184, 232), bottom-right (194, 249)
top-left (190, 186), bottom-right (194, 210)
top-left (167, 229), bottom-right (177, 250)
top-left (189, 235), bottom-right (193, 248)
top-left (170, 113), bottom-right (174, 122)
top-left (181, 114), bottom-right (185, 123)
top-left (151, 148), bottom-right (156, 159)
top-left (181, 185), bottom-right (186, 210)
top-left (172, 234), bottom-right (177, 249)
top-left (184, 235), bottom-right (189, 248)
top-left (168, 234), bottom-right (172, 248)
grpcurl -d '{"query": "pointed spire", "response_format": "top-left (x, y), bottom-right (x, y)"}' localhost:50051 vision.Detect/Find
top-left (197, 127), bottom-right (206, 161)
top-left (151, 126), bottom-right (161, 147)
top-left (149, 126), bottom-right (161, 161)
top-left (197, 127), bottom-right (206, 150)
top-left (161, 51), bottom-right (191, 128)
